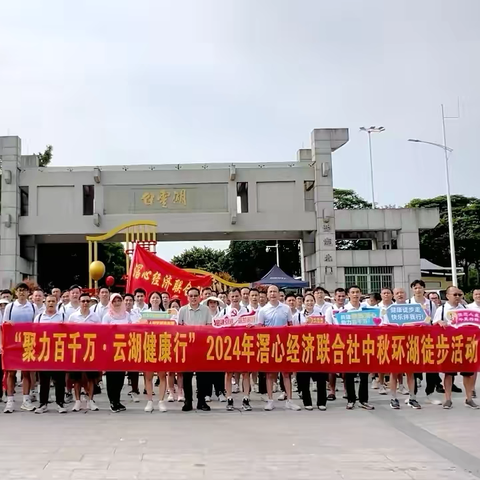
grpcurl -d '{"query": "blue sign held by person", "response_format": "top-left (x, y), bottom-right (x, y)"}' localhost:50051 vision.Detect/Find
top-left (386, 304), bottom-right (426, 325)
top-left (335, 308), bottom-right (381, 326)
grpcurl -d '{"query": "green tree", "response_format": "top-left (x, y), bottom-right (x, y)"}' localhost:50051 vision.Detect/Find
top-left (222, 241), bottom-right (300, 283)
top-left (333, 189), bottom-right (372, 250)
top-left (98, 243), bottom-right (127, 285)
top-left (37, 145), bottom-right (53, 167)
top-left (171, 246), bottom-right (227, 273)
top-left (406, 195), bottom-right (480, 287)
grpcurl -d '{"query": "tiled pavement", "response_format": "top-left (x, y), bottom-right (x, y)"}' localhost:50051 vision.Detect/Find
top-left (1, 377), bottom-right (480, 479)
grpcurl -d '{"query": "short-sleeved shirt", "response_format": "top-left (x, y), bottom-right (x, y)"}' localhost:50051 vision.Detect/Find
top-left (90, 302), bottom-right (109, 320)
top-left (325, 303), bottom-right (346, 325)
top-left (63, 303), bottom-right (80, 320)
top-left (467, 302), bottom-right (480, 311)
top-left (409, 296), bottom-right (436, 319)
top-left (257, 302), bottom-right (292, 327)
top-left (68, 311), bottom-right (102, 324)
top-left (178, 304), bottom-right (211, 326)
top-left (128, 309), bottom-right (141, 323)
top-left (34, 311), bottom-right (65, 323)
top-left (2, 300), bottom-right (37, 323)
top-left (293, 309), bottom-right (317, 325)
top-left (102, 313), bottom-right (131, 325)
top-left (313, 302), bottom-right (331, 316)
top-left (432, 302), bottom-right (466, 324)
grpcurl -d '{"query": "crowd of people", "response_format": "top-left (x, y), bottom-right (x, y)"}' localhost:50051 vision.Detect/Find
top-left (0, 280), bottom-right (479, 415)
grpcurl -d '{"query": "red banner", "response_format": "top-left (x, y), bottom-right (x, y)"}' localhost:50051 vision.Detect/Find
top-left (126, 244), bottom-right (211, 302)
top-left (2, 323), bottom-right (480, 373)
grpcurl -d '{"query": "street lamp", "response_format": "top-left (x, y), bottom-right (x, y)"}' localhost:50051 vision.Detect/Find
top-left (266, 241), bottom-right (280, 267)
top-left (360, 126), bottom-right (385, 208)
top-left (408, 138), bottom-right (457, 286)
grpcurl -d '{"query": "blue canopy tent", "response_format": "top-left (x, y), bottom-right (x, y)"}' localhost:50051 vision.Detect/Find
top-left (252, 265), bottom-right (309, 288)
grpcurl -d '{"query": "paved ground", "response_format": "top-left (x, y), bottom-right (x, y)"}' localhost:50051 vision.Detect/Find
top-left (1, 377), bottom-right (480, 480)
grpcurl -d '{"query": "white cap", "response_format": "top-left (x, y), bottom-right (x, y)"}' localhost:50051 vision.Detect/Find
top-left (0, 299), bottom-right (10, 305)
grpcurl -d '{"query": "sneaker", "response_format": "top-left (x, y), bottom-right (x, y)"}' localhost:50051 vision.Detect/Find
top-left (232, 384), bottom-right (240, 394)
top-left (304, 405), bottom-right (313, 411)
top-left (57, 404), bottom-right (67, 414)
top-left (144, 400), bottom-right (154, 413)
top-left (426, 394), bottom-right (442, 405)
top-left (253, 384), bottom-right (259, 394)
top-left (21, 399), bottom-right (36, 411)
top-left (346, 402), bottom-right (355, 410)
top-left (443, 400), bottom-right (453, 409)
top-left (110, 403), bottom-right (120, 413)
top-left (398, 385), bottom-right (409, 395)
top-left (327, 393), bottom-right (336, 401)
top-left (285, 400), bottom-right (301, 411)
top-left (318, 405), bottom-right (327, 411)
top-left (88, 400), bottom-right (99, 411)
top-left (264, 400), bottom-right (275, 411)
top-left (436, 385), bottom-right (445, 394)
top-left (197, 402), bottom-right (211, 412)
top-left (360, 402), bottom-right (375, 410)
top-left (72, 400), bottom-right (81, 412)
top-left (3, 398), bottom-right (14, 413)
top-left (182, 401), bottom-right (193, 412)
top-left (277, 392), bottom-right (287, 401)
top-left (226, 398), bottom-right (235, 411)
top-left (158, 400), bottom-right (167, 412)
top-left (167, 393), bottom-right (175, 402)
top-left (452, 384), bottom-right (462, 393)
top-left (30, 391), bottom-right (37, 402)
top-left (65, 392), bottom-right (74, 404)
top-left (404, 397), bottom-right (410, 405)
top-left (465, 399), bottom-right (480, 409)
top-left (205, 396), bottom-right (211, 403)
top-left (378, 385), bottom-right (387, 395)
top-left (372, 378), bottom-right (379, 389)
top-left (130, 392), bottom-right (140, 403)
top-left (408, 399), bottom-right (422, 409)
top-left (218, 393), bottom-right (227, 402)
top-left (35, 404), bottom-right (48, 414)
top-left (242, 397), bottom-right (252, 411)
top-left (117, 403), bottom-right (126, 412)
top-left (390, 398), bottom-right (400, 410)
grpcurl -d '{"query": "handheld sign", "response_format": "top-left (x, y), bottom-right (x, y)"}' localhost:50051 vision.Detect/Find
top-left (213, 310), bottom-right (257, 328)
top-left (140, 310), bottom-right (177, 325)
top-left (449, 309), bottom-right (480, 327)
top-left (305, 315), bottom-right (326, 325)
top-left (335, 308), bottom-right (381, 326)
top-left (386, 304), bottom-right (427, 325)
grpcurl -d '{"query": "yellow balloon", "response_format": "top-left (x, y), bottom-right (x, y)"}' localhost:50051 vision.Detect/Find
top-left (89, 261), bottom-right (106, 281)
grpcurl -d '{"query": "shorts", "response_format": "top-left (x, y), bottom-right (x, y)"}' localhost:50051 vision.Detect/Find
top-left (445, 372), bottom-right (474, 377)
top-left (69, 371), bottom-right (100, 382)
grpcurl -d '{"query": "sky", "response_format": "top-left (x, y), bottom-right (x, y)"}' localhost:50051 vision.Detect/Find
top-left (1, 0), bottom-right (479, 260)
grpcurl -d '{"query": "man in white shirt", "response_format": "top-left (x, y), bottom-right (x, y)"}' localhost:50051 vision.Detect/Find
top-left (433, 285), bottom-right (478, 409)
top-left (222, 288), bottom-right (252, 409)
top-left (51, 287), bottom-right (62, 305)
top-left (68, 292), bottom-right (101, 412)
top-left (34, 294), bottom-right (67, 414)
top-left (313, 287), bottom-right (331, 316)
top-left (259, 290), bottom-right (268, 308)
top-left (325, 288), bottom-right (347, 401)
top-left (285, 293), bottom-right (297, 317)
top-left (240, 287), bottom-right (250, 308)
top-left (32, 288), bottom-right (45, 315)
top-left (2, 282), bottom-right (37, 413)
top-left (133, 288), bottom-right (148, 313)
top-left (343, 285), bottom-right (374, 411)
top-left (161, 291), bottom-right (170, 307)
top-left (409, 279), bottom-right (444, 406)
top-left (467, 288), bottom-right (480, 397)
top-left (248, 288), bottom-right (260, 311)
top-left (201, 287), bottom-right (213, 301)
top-left (63, 284), bottom-right (82, 319)
top-left (91, 286), bottom-right (109, 319)
top-left (257, 285), bottom-right (301, 412)
top-left (178, 287), bottom-right (212, 412)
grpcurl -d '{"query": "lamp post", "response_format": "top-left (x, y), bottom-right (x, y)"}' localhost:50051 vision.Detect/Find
top-left (266, 241), bottom-right (280, 267)
top-left (408, 138), bottom-right (457, 286)
top-left (360, 126), bottom-right (385, 208)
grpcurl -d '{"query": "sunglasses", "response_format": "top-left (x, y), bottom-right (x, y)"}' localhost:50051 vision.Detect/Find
top-left (80, 299), bottom-right (90, 303)
top-left (451, 293), bottom-right (463, 297)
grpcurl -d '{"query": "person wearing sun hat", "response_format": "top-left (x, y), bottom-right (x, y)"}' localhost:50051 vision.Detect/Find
top-left (201, 295), bottom-right (227, 402)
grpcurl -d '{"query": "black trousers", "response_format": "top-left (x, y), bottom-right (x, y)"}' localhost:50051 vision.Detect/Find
top-left (183, 372), bottom-right (209, 405)
top-left (415, 372), bottom-right (441, 396)
top-left (39, 371), bottom-right (66, 407)
top-left (128, 372), bottom-right (139, 393)
top-left (210, 372), bottom-right (225, 396)
top-left (106, 371), bottom-right (125, 405)
top-left (345, 373), bottom-right (369, 404)
top-left (258, 372), bottom-right (267, 394)
top-left (297, 372), bottom-right (327, 407)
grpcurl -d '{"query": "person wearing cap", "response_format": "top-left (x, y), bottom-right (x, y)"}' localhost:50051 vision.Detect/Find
top-left (201, 296), bottom-right (227, 402)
